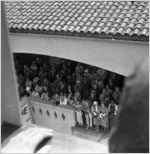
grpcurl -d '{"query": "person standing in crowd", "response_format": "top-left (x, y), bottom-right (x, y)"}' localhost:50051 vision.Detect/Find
top-left (73, 91), bottom-right (83, 126)
top-left (66, 75), bottom-right (73, 87)
top-left (97, 78), bottom-right (104, 94)
top-left (91, 101), bottom-right (101, 131)
top-left (23, 65), bottom-right (30, 78)
top-left (115, 87), bottom-right (121, 102)
top-left (99, 88), bottom-right (106, 106)
top-left (71, 73), bottom-right (76, 86)
top-left (74, 80), bottom-right (82, 94)
top-left (60, 65), bottom-right (66, 82)
top-left (112, 87), bottom-right (121, 104)
top-left (92, 83), bottom-right (101, 102)
top-left (67, 84), bottom-right (74, 106)
top-left (34, 57), bottom-right (41, 68)
top-left (81, 76), bottom-right (91, 100)
top-left (99, 101), bottom-right (109, 132)
top-left (25, 78), bottom-right (32, 96)
top-left (17, 73), bottom-right (25, 87)
top-left (38, 66), bottom-right (45, 82)
top-left (32, 77), bottom-right (39, 87)
top-left (74, 102), bottom-right (83, 126)
top-left (75, 63), bottom-right (83, 82)
top-left (89, 90), bottom-right (96, 106)
top-left (30, 62), bottom-right (38, 79)
top-left (59, 92), bottom-right (67, 106)
top-left (49, 63), bottom-right (56, 82)
top-left (59, 81), bottom-right (67, 94)
top-left (31, 88), bottom-right (39, 97)
top-left (67, 92), bottom-right (74, 106)
top-left (88, 90), bottom-right (96, 128)
top-left (97, 68), bottom-right (107, 82)
top-left (18, 84), bottom-right (26, 99)
top-left (105, 84), bottom-right (112, 105)
top-left (84, 69), bottom-right (91, 82)
top-left (82, 99), bottom-right (91, 129)
top-left (108, 78), bottom-right (114, 89)
top-left (52, 93), bottom-right (60, 106)
top-left (51, 80), bottom-right (59, 96)
top-left (35, 83), bottom-right (43, 97)
top-left (42, 78), bottom-right (49, 88)
top-left (14, 57), bottom-right (22, 75)
top-left (41, 87), bottom-right (49, 102)
top-left (108, 100), bottom-right (118, 130)
top-left (67, 85), bottom-right (73, 96)
top-left (110, 72), bottom-right (123, 88)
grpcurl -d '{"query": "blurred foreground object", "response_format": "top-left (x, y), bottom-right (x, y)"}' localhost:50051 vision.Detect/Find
top-left (1, 124), bottom-right (108, 153)
top-left (1, 1), bottom-right (21, 126)
top-left (109, 58), bottom-right (149, 153)
top-left (1, 124), bottom-right (53, 153)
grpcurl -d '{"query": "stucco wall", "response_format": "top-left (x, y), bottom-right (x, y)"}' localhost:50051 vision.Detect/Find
top-left (9, 33), bottom-right (149, 76)
top-left (28, 98), bottom-right (76, 134)
top-left (1, 3), bottom-right (21, 125)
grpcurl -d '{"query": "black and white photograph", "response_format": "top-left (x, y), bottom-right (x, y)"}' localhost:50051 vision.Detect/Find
top-left (1, 1), bottom-right (149, 153)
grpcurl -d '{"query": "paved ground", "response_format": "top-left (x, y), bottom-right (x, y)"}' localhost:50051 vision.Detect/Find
top-left (72, 126), bottom-right (109, 144)
top-left (52, 131), bottom-right (108, 153)
top-left (1, 123), bottom-right (108, 153)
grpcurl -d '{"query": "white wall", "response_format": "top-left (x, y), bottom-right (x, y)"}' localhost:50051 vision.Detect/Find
top-left (9, 33), bottom-right (148, 76)
top-left (28, 98), bottom-right (76, 134)
top-left (1, 3), bottom-right (21, 125)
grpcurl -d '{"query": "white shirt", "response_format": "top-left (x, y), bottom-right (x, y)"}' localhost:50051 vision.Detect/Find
top-left (60, 97), bottom-right (67, 105)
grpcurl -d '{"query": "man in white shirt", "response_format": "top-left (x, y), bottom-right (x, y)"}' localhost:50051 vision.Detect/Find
top-left (59, 92), bottom-right (67, 105)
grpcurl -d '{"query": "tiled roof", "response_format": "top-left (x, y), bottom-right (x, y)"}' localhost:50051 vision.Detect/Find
top-left (5, 1), bottom-right (149, 42)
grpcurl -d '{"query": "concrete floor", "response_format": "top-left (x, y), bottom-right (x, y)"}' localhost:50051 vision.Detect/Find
top-left (51, 131), bottom-right (108, 153)
top-left (72, 126), bottom-right (109, 143)
top-left (1, 123), bottom-right (108, 153)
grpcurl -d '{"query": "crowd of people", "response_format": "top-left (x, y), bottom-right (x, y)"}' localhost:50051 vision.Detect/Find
top-left (14, 54), bottom-right (124, 132)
